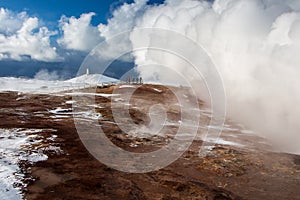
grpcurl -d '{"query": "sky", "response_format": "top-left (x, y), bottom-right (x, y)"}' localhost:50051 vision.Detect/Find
top-left (0, 0), bottom-right (164, 26)
top-left (0, 0), bottom-right (165, 79)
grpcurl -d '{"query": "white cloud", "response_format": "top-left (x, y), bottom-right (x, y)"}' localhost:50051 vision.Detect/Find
top-left (51, 0), bottom-right (148, 59)
top-left (58, 12), bottom-right (102, 52)
top-left (95, 0), bottom-right (148, 60)
top-left (0, 8), bottom-right (25, 34)
top-left (0, 8), bottom-right (60, 62)
top-left (98, 0), bottom-right (147, 39)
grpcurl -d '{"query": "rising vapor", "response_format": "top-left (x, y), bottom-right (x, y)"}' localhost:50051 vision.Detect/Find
top-left (98, 0), bottom-right (300, 154)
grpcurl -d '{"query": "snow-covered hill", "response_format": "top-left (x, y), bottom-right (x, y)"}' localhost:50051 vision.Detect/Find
top-left (66, 74), bottom-right (118, 85)
top-left (0, 74), bottom-right (119, 93)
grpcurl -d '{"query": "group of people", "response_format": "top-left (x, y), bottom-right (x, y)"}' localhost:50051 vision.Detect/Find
top-left (127, 76), bottom-right (143, 84)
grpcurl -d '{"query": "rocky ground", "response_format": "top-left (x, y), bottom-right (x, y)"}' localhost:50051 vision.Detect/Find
top-left (0, 84), bottom-right (299, 200)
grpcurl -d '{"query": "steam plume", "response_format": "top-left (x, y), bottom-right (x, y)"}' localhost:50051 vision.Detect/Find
top-left (101, 0), bottom-right (300, 154)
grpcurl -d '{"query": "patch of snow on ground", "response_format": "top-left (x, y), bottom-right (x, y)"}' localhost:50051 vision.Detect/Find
top-left (48, 107), bottom-right (102, 120)
top-left (112, 97), bottom-right (124, 102)
top-left (66, 92), bottom-right (120, 97)
top-left (50, 115), bottom-right (71, 119)
top-left (65, 100), bottom-right (76, 104)
top-left (119, 85), bottom-right (136, 89)
top-left (87, 104), bottom-right (103, 109)
top-left (153, 88), bottom-right (162, 93)
top-left (16, 96), bottom-right (28, 101)
top-left (25, 153), bottom-right (48, 163)
top-left (0, 128), bottom-right (60, 200)
top-left (49, 107), bottom-right (73, 114)
top-left (163, 121), bottom-right (181, 126)
top-left (76, 111), bottom-right (102, 120)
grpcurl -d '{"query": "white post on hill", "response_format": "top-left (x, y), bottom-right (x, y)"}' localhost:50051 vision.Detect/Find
top-left (86, 68), bottom-right (89, 75)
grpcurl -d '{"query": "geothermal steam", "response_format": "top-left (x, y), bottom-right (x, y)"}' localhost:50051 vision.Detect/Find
top-left (101, 0), bottom-right (300, 154)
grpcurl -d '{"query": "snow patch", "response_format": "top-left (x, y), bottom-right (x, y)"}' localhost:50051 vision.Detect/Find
top-left (66, 92), bottom-right (120, 97)
top-left (87, 104), bottom-right (103, 109)
top-left (48, 107), bottom-right (102, 120)
top-left (153, 88), bottom-right (162, 93)
top-left (65, 100), bottom-right (76, 104)
top-left (0, 128), bottom-right (60, 200)
top-left (119, 85), bottom-right (136, 89)
top-left (49, 107), bottom-right (72, 114)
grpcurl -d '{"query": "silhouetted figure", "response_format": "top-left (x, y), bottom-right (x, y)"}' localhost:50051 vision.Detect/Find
top-left (127, 76), bottom-right (131, 84)
top-left (139, 77), bottom-right (143, 84)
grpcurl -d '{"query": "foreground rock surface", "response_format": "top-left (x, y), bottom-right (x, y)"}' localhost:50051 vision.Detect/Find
top-left (0, 84), bottom-right (299, 200)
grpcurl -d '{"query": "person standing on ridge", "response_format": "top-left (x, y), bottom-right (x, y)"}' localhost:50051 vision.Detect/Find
top-left (127, 76), bottom-right (131, 84)
top-left (139, 77), bottom-right (143, 84)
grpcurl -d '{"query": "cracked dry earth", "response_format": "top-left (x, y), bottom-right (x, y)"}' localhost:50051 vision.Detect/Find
top-left (0, 84), bottom-right (299, 200)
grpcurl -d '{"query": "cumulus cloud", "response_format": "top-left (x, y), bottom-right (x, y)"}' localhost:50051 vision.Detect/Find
top-left (96, 0), bottom-right (148, 60)
top-left (57, 0), bottom-right (148, 59)
top-left (58, 12), bottom-right (103, 52)
top-left (95, 0), bottom-right (300, 154)
top-left (98, 0), bottom-right (148, 38)
top-left (0, 8), bottom-right (26, 34)
top-left (0, 8), bottom-right (60, 61)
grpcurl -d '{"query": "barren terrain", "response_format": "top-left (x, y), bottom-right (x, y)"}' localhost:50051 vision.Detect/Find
top-left (0, 84), bottom-right (299, 200)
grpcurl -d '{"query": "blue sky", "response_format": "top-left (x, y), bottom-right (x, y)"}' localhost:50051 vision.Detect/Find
top-left (1, 0), bottom-right (133, 26)
top-left (0, 0), bottom-right (165, 79)
top-left (0, 0), bottom-right (168, 24)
